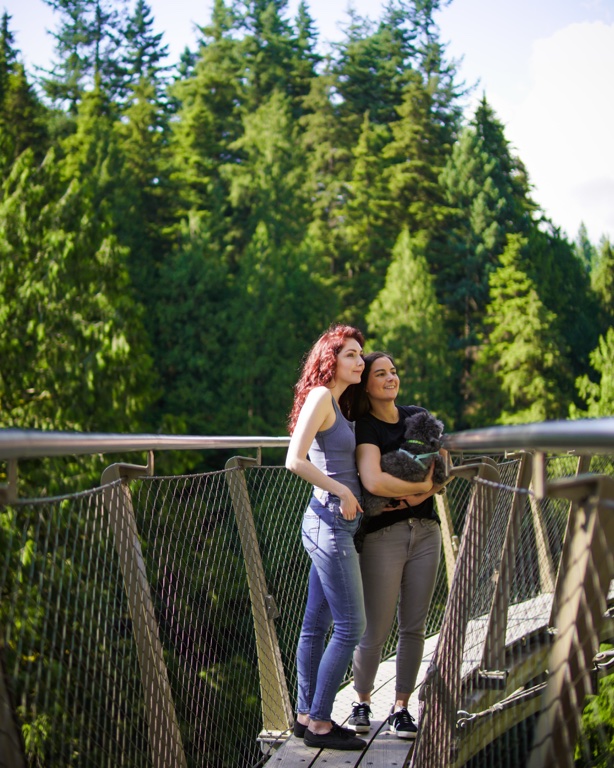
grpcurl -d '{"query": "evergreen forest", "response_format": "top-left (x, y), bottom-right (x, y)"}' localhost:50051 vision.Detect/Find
top-left (1, 0), bottom-right (613, 475)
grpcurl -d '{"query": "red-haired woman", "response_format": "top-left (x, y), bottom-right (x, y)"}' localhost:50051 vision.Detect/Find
top-left (285, 324), bottom-right (368, 751)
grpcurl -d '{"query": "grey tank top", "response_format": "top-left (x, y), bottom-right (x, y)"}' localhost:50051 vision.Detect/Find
top-left (308, 395), bottom-right (362, 502)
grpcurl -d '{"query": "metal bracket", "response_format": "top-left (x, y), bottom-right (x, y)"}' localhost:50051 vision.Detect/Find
top-left (533, 451), bottom-right (547, 499)
top-left (264, 594), bottom-right (280, 620)
top-left (101, 451), bottom-right (155, 485)
top-left (477, 669), bottom-right (509, 689)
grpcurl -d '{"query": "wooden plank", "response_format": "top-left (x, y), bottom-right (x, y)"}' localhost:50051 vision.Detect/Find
top-left (268, 636), bottom-right (440, 766)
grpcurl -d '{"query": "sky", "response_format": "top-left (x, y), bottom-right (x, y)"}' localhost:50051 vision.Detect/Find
top-left (3, 0), bottom-right (614, 244)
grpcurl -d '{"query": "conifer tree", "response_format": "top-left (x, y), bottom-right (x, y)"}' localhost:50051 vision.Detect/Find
top-left (332, 4), bottom-right (414, 143)
top-left (240, 0), bottom-right (305, 114)
top-left (168, 1), bottom-right (243, 229)
top-left (218, 91), bottom-right (335, 432)
top-left (384, 69), bottom-right (452, 235)
top-left (0, 63), bottom-right (49, 177)
top-left (299, 70), bottom-right (351, 278)
top-left (440, 96), bottom-right (536, 346)
top-left (574, 222), bottom-right (597, 273)
top-left (527, 223), bottom-right (600, 394)
top-left (0, 14), bottom-right (49, 176)
top-left (154, 215), bottom-right (232, 438)
top-left (335, 112), bottom-right (393, 327)
top-left (117, 74), bottom-right (172, 335)
top-left (0, 11), bottom-right (17, 102)
top-left (112, 2), bottom-right (172, 282)
top-left (122, 0), bottom-right (170, 90)
top-left (42, 0), bottom-right (126, 110)
top-left (410, 0), bottom-right (462, 144)
top-left (0, 142), bottom-right (154, 432)
top-left (220, 89), bottom-right (309, 255)
top-left (366, 228), bottom-right (455, 426)
top-left (223, 221), bottom-right (336, 434)
top-left (591, 236), bottom-right (614, 330)
top-left (469, 235), bottom-right (568, 427)
top-left (290, 0), bottom-right (322, 115)
top-left (570, 328), bottom-right (614, 419)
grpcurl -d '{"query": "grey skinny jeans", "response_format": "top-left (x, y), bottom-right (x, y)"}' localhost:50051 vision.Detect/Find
top-left (352, 517), bottom-right (441, 697)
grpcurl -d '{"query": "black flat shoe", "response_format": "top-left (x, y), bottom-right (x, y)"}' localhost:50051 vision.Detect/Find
top-left (293, 719), bottom-right (307, 738)
top-left (304, 723), bottom-right (366, 750)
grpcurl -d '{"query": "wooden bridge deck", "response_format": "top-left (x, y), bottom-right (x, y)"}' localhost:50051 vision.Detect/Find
top-left (267, 633), bottom-right (436, 768)
top-left (265, 595), bottom-right (558, 768)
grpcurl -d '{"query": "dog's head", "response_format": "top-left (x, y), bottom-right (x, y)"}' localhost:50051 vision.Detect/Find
top-left (402, 411), bottom-right (444, 453)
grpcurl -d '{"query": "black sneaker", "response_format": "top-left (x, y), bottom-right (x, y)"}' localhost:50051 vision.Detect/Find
top-left (293, 719), bottom-right (307, 738)
top-left (348, 702), bottom-right (372, 733)
top-left (388, 707), bottom-right (418, 739)
top-left (304, 722), bottom-right (367, 750)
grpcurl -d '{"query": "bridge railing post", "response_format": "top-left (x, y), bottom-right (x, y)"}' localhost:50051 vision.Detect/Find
top-left (224, 457), bottom-right (294, 747)
top-left (101, 459), bottom-right (188, 768)
top-left (527, 474), bottom-right (614, 768)
top-left (413, 457), bottom-right (501, 768)
top-left (481, 452), bottom-right (534, 674)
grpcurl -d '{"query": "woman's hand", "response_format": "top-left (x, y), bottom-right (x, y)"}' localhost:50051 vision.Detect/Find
top-left (339, 488), bottom-right (363, 520)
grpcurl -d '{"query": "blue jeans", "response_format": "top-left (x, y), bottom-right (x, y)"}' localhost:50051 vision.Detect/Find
top-left (296, 496), bottom-right (366, 721)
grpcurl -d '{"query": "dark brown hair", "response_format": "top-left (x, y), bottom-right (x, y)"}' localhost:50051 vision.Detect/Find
top-left (348, 350), bottom-right (396, 422)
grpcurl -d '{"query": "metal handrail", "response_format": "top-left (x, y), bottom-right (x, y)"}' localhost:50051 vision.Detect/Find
top-left (0, 429), bottom-right (291, 461)
top-left (444, 417), bottom-right (614, 454)
top-left (1, 417), bottom-right (613, 461)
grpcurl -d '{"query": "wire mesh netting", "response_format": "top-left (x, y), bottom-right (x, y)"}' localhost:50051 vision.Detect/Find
top-left (0, 483), bottom-right (152, 766)
top-left (413, 453), bottom-right (614, 768)
top-left (1, 451), bottom-right (613, 768)
top-left (0, 465), bottom-right (315, 768)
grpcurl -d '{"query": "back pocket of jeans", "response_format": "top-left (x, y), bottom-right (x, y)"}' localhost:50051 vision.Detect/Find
top-left (302, 513), bottom-right (320, 553)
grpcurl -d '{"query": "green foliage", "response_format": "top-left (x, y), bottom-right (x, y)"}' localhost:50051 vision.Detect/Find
top-left (439, 97), bottom-right (535, 348)
top-left (22, 713), bottom-right (51, 767)
top-left (570, 327), bottom-right (614, 418)
top-left (576, 649), bottom-right (614, 767)
top-left (0, 0), bottom-right (610, 448)
top-left (332, 6), bottom-right (413, 139)
top-left (122, 0), bottom-right (170, 91)
top-left (591, 237), bottom-right (614, 331)
top-left (385, 71), bottom-right (452, 236)
top-left (41, 0), bottom-right (127, 110)
top-left (469, 235), bottom-right (569, 426)
top-left (574, 222), bottom-right (598, 273)
top-left (527, 224), bottom-right (600, 394)
top-left (335, 113), bottom-right (393, 327)
top-left (154, 215), bottom-right (233, 437)
top-left (0, 14), bottom-right (49, 176)
top-left (0, 97), bottom-right (154, 433)
top-left (366, 229), bottom-right (456, 428)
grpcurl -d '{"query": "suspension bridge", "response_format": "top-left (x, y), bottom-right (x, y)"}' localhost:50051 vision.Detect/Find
top-left (1, 420), bottom-right (613, 767)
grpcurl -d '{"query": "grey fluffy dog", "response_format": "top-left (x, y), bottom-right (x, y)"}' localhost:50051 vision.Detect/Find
top-left (362, 410), bottom-right (448, 517)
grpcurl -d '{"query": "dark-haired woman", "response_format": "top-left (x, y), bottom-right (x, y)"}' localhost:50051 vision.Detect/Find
top-left (347, 351), bottom-right (445, 741)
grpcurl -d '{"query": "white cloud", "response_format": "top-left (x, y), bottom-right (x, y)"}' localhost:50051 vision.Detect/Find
top-left (508, 21), bottom-right (614, 241)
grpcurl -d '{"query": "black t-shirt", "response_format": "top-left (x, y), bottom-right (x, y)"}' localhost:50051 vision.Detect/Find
top-left (356, 405), bottom-right (438, 534)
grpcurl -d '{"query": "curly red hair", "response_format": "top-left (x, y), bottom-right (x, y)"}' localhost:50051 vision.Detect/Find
top-left (288, 324), bottom-right (365, 433)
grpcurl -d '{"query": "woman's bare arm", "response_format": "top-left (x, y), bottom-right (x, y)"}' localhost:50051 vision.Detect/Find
top-left (356, 443), bottom-right (434, 497)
